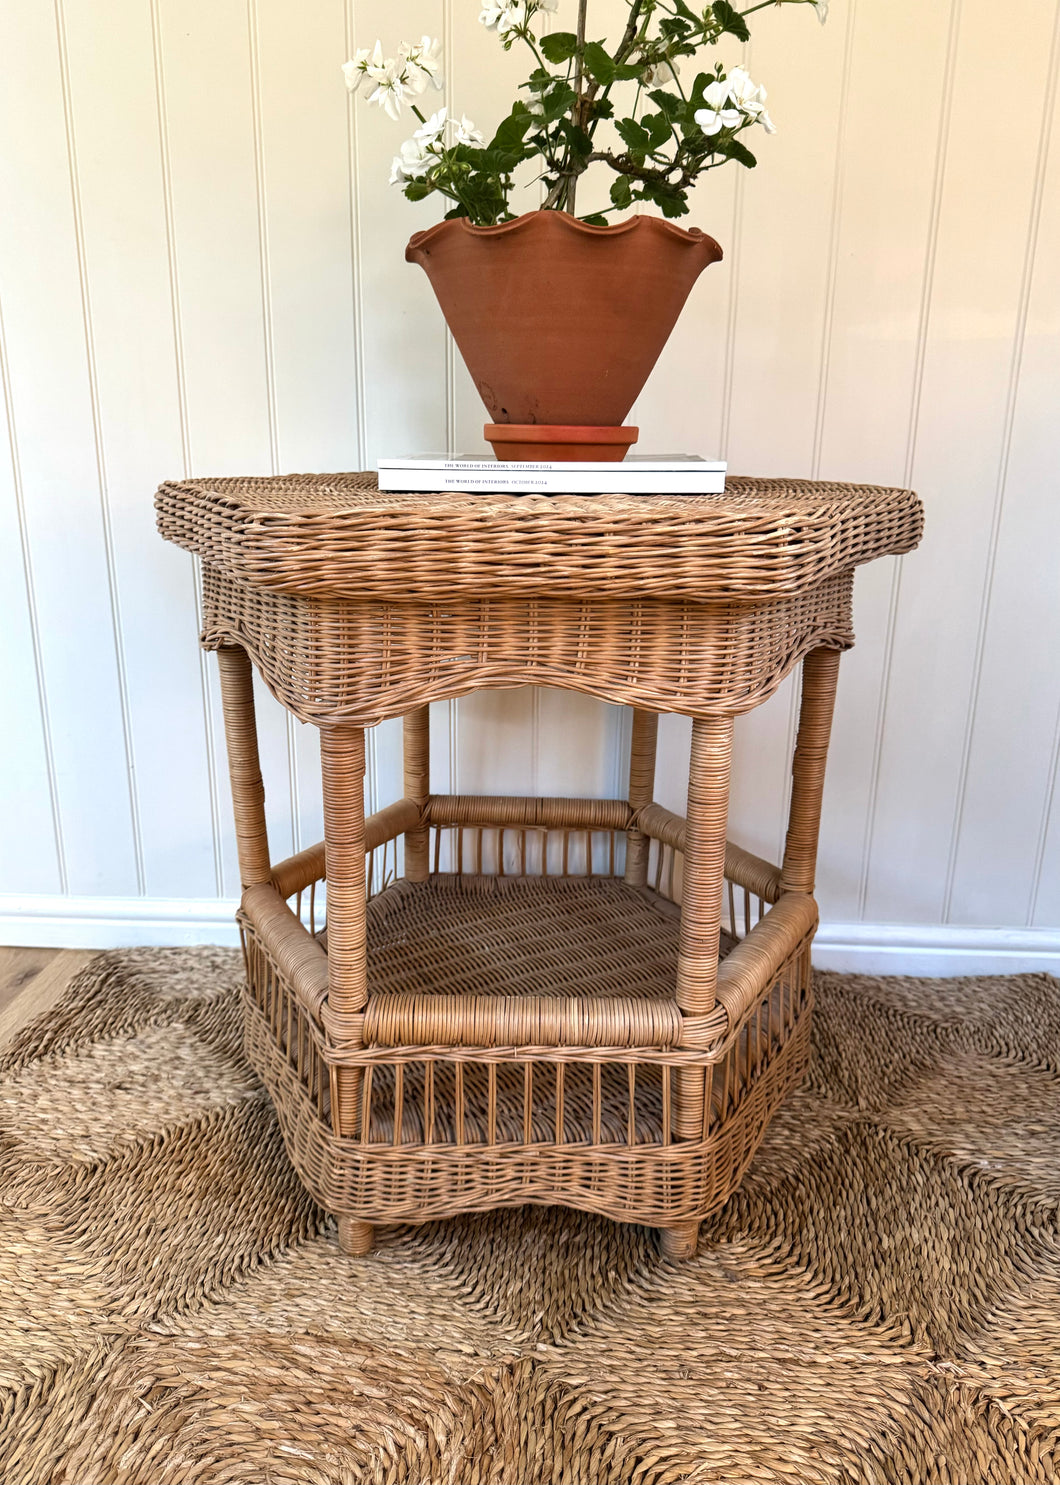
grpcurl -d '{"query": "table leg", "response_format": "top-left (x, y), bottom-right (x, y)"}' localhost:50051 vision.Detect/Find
top-left (337, 1216), bottom-right (375, 1256)
top-left (216, 646), bottom-right (271, 887)
top-left (403, 706), bottom-right (431, 882)
top-left (320, 724), bottom-right (373, 1254)
top-left (624, 708), bottom-right (658, 888)
top-left (668, 712), bottom-right (734, 1254)
top-left (781, 648), bottom-right (841, 896)
top-left (659, 1219), bottom-right (699, 1260)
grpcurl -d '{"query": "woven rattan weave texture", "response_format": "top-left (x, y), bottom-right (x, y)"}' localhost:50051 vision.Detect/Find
top-left (156, 471), bottom-right (923, 601)
top-left (157, 471), bottom-right (922, 1257)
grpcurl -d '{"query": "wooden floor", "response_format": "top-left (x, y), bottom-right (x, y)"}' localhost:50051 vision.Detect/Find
top-left (0, 946), bottom-right (96, 1046)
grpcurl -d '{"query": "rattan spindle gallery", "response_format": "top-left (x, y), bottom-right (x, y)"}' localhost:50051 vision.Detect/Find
top-left (157, 473), bottom-right (923, 1257)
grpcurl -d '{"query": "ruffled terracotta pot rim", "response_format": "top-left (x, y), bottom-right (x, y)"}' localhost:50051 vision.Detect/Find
top-left (406, 209), bottom-right (722, 261)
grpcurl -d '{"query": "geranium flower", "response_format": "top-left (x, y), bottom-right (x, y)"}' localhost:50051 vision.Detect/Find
top-left (455, 114), bottom-right (486, 146)
top-left (725, 66), bottom-right (766, 116)
top-left (694, 76), bottom-right (743, 135)
top-left (414, 108), bottom-right (449, 144)
top-left (479, 3), bottom-right (522, 38)
top-left (402, 36), bottom-right (444, 94)
top-left (368, 64), bottom-right (411, 120)
top-left (342, 41), bottom-right (385, 96)
top-left (814, 0), bottom-right (829, 22)
top-left (389, 135), bottom-right (434, 184)
top-left (642, 58), bottom-right (680, 86)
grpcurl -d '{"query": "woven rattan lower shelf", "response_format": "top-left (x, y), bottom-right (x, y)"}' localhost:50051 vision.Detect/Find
top-left (239, 858), bottom-right (814, 1236)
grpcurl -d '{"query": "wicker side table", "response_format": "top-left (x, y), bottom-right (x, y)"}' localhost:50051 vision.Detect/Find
top-left (158, 473), bottom-right (922, 1258)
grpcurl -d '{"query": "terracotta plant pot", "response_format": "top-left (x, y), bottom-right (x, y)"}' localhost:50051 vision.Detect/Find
top-left (406, 211), bottom-right (722, 458)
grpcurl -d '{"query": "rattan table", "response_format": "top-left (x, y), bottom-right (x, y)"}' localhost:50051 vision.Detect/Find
top-left (158, 472), bottom-right (922, 1258)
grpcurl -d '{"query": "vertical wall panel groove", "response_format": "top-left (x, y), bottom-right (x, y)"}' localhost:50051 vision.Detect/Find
top-left (343, 0), bottom-right (368, 471)
top-left (148, 0), bottom-right (225, 897)
top-left (941, 0), bottom-right (1060, 921)
top-left (53, 0), bottom-right (146, 894)
top-left (0, 290), bottom-right (67, 892)
top-left (716, 161), bottom-right (744, 463)
top-left (856, 0), bottom-right (964, 918)
top-left (246, 0), bottom-right (298, 857)
top-left (1030, 696), bottom-right (1060, 924)
top-left (808, 0), bottom-right (858, 484)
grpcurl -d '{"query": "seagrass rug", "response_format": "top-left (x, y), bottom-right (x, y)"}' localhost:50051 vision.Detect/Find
top-left (0, 950), bottom-right (1058, 1485)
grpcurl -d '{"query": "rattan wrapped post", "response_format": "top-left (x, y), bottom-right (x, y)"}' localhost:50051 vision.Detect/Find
top-left (158, 473), bottom-right (922, 1257)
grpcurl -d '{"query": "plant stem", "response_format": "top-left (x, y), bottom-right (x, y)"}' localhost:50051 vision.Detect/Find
top-left (567, 0), bottom-right (589, 214)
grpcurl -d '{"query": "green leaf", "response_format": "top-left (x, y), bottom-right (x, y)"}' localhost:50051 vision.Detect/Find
top-left (711, 0), bottom-right (751, 42)
top-left (557, 118), bottom-right (593, 160)
top-left (609, 175), bottom-right (633, 209)
top-left (660, 16), bottom-right (693, 42)
top-left (403, 179), bottom-right (434, 202)
top-left (641, 111), bottom-right (675, 148)
top-left (539, 30), bottom-right (578, 63)
top-left (648, 88), bottom-right (685, 121)
top-left (672, 0), bottom-right (701, 21)
top-left (688, 72), bottom-right (714, 110)
top-left (658, 193), bottom-right (690, 218)
top-left (490, 107), bottom-right (533, 152)
top-left (540, 82), bottom-right (578, 121)
top-left (580, 213), bottom-right (610, 226)
top-left (635, 179), bottom-right (690, 217)
top-left (615, 117), bottom-right (651, 153)
top-left (715, 135), bottom-right (757, 168)
top-left (444, 204), bottom-right (470, 219)
top-left (581, 41), bottom-right (616, 85)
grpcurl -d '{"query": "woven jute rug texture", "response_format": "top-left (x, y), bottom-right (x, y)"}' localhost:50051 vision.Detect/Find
top-left (0, 950), bottom-right (1058, 1485)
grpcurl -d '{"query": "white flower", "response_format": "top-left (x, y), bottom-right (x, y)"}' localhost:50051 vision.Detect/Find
top-left (813, 0), bottom-right (828, 22)
top-left (346, 41), bottom-right (412, 119)
top-left (389, 108), bottom-right (485, 184)
top-left (535, 0), bottom-right (560, 11)
top-left (389, 135), bottom-right (434, 184)
top-left (368, 65), bottom-right (410, 120)
top-left (414, 107), bottom-right (449, 144)
top-left (343, 40), bottom-right (392, 95)
top-left (455, 114), bottom-right (486, 146)
top-left (401, 35), bottom-right (444, 94)
top-left (479, 3), bottom-right (522, 38)
top-left (725, 66), bottom-right (765, 116)
top-left (642, 58), bottom-right (680, 87)
top-left (696, 66), bottom-right (775, 134)
top-left (726, 67), bottom-right (776, 131)
top-left (694, 77), bottom-right (742, 134)
top-left (342, 47), bottom-right (374, 95)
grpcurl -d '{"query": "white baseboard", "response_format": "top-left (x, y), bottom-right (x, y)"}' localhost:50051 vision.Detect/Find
top-left (1, 895), bottom-right (1058, 977)
top-left (811, 921), bottom-right (1060, 977)
top-left (0, 895), bottom-right (243, 949)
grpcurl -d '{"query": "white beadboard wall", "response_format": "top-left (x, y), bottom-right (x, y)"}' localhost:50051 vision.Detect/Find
top-left (1, 0), bottom-right (1058, 974)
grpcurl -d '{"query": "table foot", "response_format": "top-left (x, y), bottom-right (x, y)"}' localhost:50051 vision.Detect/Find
top-left (659, 1220), bottom-right (699, 1260)
top-left (336, 1216), bottom-right (375, 1256)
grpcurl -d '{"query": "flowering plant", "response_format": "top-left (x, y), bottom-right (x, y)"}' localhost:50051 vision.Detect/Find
top-left (344, 0), bottom-right (825, 226)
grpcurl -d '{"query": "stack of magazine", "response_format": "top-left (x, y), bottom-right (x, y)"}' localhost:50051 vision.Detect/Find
top-left (377, 455), bottom-right (726, 496)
